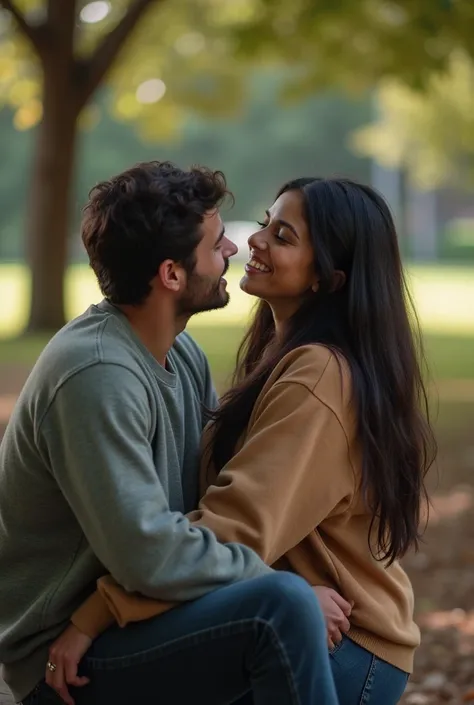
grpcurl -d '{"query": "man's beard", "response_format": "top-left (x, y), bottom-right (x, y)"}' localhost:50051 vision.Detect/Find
top-left (177, 263), bottom-right (230, 317)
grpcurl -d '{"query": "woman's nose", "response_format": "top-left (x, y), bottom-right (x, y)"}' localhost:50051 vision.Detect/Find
top-left (248, 231), bottom-right (268, 250)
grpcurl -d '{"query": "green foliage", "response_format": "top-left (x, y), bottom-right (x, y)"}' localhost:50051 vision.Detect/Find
top-left (0, 108), bottom-right (33, 257)
top-left (234, 0), bottom-right (474, 93)
top-left (1, 0), bottom-right (474, 332)
top-left (0, 0), bottom-right (248, 137)
top-left (1, 0), bottom-right (471, 201)
top-left (1, 0), bottom-right (473, 138)
top-left (442, 218), bottom-right (474, 261)
top-left (1, 77), bottom-right (372, 259)
top-left (351, 51), bottom-right (474, 189)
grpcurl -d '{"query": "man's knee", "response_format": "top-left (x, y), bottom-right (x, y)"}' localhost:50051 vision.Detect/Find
top-left (250, 572), bottom-right (325, 628)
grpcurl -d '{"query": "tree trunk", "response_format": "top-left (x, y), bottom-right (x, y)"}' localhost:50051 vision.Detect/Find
top-left (25, 79), bottom-right (78, 333)
top-left (20, 0), bottom-right (154, 333)
top-left (25, 0), bottom-right (79, 335)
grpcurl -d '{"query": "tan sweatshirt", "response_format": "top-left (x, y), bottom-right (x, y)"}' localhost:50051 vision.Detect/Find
top-left (72, 345), bottom-right (420, 673)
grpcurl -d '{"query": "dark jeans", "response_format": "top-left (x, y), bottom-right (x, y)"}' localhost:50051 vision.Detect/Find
top-left (23, 572), bottom-right (339, 705)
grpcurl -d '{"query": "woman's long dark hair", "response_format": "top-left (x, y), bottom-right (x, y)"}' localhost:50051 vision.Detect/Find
top-left (210, 177), bottom-right (436, 565)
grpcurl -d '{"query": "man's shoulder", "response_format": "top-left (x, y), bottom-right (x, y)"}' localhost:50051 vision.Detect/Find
top-left (172, 331), bottom-right (208, 372)
top-left (21, 304), bottom-right (149, 414)
top-left (171, 331), bottom-right (216, 406)
top-left (173, 330), bottom-right (204, 355)
top-left (36, 304), bottom-right (137, 378)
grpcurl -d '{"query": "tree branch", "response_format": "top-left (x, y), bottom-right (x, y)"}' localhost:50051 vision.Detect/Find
top-left (76, 0), bottom-right (158, 109)
top-left (0, 0), bottom-right (48, 57)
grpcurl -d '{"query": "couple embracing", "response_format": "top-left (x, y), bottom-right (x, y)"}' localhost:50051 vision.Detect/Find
top-left (0, 161), bottom-right (436, 705)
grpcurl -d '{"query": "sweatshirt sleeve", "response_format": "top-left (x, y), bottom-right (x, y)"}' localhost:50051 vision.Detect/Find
top-left (41, 363), bottom-right (270, 604)
top-left (72, 374), bottom-right (355, 639)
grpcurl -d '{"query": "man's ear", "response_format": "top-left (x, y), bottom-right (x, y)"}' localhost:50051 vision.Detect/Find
top-left (331, 270), bottom-right (346, 292)
top-left (157, 260), bottom-right (187, 292)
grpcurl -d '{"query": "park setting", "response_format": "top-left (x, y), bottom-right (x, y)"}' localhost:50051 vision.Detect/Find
top-left (1, 0), bottom-right (474, 704)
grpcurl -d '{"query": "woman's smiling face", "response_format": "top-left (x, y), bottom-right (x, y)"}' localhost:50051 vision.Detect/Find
top-left (240, 190), bottom-right (318, 314)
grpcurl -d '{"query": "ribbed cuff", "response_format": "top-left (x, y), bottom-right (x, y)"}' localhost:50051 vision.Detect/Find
top-left (71, 590), bottom-right (115, 639)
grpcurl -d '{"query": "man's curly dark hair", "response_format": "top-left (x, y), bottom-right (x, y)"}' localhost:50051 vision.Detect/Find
top-left (81, 161), bottom-right (232, 305)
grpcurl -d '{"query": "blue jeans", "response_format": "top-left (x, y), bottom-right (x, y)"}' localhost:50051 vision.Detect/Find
top-left (329, 636), bottom-right (409, 705)
top-left (23, 573), bottom-right (339, 705)
top-left (233, 635), bottom-right (409, 705)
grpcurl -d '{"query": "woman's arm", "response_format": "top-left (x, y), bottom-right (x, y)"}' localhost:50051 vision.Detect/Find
top-left (72, 376), bottom-right (355, 639)
top-left (189, 380), bottom-right (355, 564)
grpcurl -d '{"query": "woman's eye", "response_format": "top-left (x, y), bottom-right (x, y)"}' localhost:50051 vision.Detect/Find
top-left (256, 220), bottom-right (288, 243)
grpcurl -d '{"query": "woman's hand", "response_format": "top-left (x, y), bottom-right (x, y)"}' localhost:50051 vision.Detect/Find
top-left (45, 623), bottom-right (92, 705)
top-left (313, 586), bottom-right (352, 649)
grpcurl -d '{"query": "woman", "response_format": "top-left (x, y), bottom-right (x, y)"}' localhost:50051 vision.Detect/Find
top-left (46, 178), bottom-right (436, 705)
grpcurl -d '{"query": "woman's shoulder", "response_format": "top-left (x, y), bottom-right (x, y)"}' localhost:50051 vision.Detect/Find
top-left (273, 344), bottom-right (349, 386)
top-left (268, 345), bottom-right (353, 412)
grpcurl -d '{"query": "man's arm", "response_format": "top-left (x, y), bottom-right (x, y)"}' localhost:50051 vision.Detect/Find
top-left (39, 363), bottom-right (270, 601)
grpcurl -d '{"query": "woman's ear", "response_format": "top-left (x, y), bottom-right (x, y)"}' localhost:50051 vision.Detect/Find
top-left (331, 270), bottom-right (346, 292)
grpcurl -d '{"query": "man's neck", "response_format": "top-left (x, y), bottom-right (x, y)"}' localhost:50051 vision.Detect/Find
top-left (119, 302), bottom-right (189, 367)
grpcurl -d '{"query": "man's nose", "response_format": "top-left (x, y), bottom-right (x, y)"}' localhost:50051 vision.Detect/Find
top-left (223, 236), bottom-right (238, 258)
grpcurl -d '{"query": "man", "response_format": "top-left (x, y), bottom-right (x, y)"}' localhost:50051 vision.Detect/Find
top-left (0, 162), bottom-right (339, 705)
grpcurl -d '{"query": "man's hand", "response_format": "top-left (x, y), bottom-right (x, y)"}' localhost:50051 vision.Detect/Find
top-left (45, 623), bottom-right (92, 705)
top-left (313, 586), bottom-right (352, 650)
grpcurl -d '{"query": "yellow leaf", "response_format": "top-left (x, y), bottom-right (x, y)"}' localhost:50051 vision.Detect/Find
top-left (8, 78), bottom-right (39, 106)
top-left (13, 98), bottom-right (42, 130)
top-left (113, 92), bottom-right (142, 120)
top-left (78, 103), bottom-right (101, 131)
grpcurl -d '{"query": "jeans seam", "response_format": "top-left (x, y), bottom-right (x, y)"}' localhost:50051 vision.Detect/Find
top-left (260, 619), bottom-right (300, 705)
top-left (85, 617), bottom-right (300, 705)
top-left (359, 654), bottom-right (378, 705)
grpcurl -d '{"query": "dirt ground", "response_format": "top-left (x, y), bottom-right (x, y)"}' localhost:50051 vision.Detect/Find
top-left (1, 365), bottom-right (473, 705)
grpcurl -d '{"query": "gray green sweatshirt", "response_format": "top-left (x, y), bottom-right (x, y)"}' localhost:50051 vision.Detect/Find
top-left (0, 300), bottom-right (269, 702)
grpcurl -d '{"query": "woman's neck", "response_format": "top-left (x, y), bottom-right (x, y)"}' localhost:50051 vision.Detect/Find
top-left (269, 306), bottom-right (292, 339)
